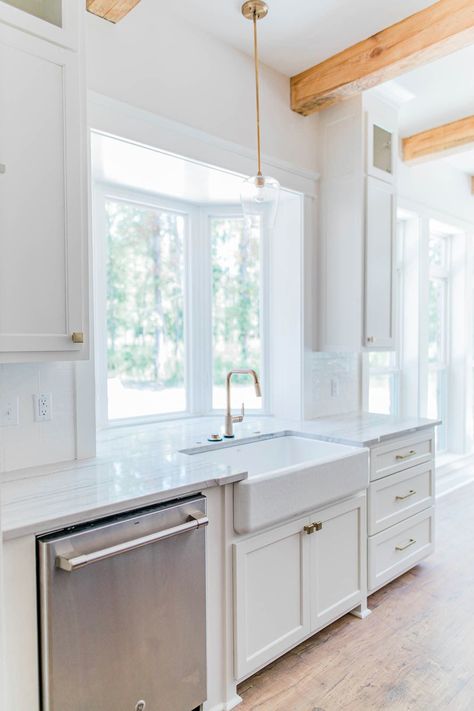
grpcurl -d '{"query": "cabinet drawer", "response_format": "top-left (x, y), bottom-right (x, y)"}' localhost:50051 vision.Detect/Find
top-left (368, 462), bottom-right (434, 535)
top-left (368, 508), bottom-right (434, 592)
top-left (370, 432), bottom-right (434, 481)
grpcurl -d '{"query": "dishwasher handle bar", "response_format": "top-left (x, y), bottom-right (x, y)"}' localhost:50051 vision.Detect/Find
top-left (56, 511), bottom-right (208, 572)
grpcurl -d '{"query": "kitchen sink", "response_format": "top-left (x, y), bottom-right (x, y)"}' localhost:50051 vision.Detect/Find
top-left (183, 434), bottom-right (369, 533)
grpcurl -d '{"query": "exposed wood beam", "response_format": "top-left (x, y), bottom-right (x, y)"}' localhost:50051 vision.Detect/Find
top-left (402, 115), bottom-right (474, 162)
top-left (86, 0), bottom-right (141, 23)
top-left (291, 0), bottom-right (474, 116)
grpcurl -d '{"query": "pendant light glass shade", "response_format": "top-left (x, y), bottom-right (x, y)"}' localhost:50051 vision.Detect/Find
top-left (240, 1), bottom-right (280, 229)
top-left (240, 174), bottom-right (280, 228)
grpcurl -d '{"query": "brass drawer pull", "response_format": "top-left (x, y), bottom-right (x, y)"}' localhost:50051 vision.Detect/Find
top-left (395, 450), bottom-right (416, 461)
top-left (395, 538), bottom-right (416, 551)
top-left (303, 521), bottom-right (323, 535)
top-left (395, 489), bottom-right (416, 501)
top-left (72, 331), bottom-right (84, 344)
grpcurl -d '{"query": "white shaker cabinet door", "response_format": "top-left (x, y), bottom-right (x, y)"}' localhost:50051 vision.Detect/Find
top-left (309, 496), bottom-right (365, 631)
top-left (364, 175), bottom-right (396, 350)
top-left (0, 26), bottom-right (87, 359)
top-left (233, 516), bottom-right (311, 680)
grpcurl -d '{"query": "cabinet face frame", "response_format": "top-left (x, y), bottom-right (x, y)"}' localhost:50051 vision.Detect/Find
top-left (0, 24), bottom-right (87, 359)
top-left (0, 0), bottom-right (78, 49)
top-left (364, 176), bottom-right (397, 350)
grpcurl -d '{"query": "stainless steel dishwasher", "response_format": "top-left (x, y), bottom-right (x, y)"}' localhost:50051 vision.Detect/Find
top-left (37, 495), bottom-right (208, 711)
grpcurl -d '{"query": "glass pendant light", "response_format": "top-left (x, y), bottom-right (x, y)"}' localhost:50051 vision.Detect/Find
top-left (241, 1), bottom-right (280, 229)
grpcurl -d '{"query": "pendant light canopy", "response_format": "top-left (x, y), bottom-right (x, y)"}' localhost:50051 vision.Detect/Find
top-left (240, 1), bottom-right (280, 229)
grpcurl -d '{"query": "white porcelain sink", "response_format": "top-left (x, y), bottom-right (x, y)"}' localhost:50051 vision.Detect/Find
top-left (184, 434), bottom-right (369, 534)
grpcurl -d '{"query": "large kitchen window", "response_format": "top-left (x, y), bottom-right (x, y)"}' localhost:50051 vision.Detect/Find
top-left (426, 228), bottom-right (449, 451)
top-left (95, 187), bottom-right (266, 425)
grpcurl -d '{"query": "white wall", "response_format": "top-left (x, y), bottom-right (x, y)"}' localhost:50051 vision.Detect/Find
top-left (398, 159), bottom-right (474, 226)
top-left (85, 4), bottom-right (319, 174)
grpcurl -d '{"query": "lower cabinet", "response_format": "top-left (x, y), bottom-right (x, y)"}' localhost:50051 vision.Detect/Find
top-left (233, 493), bottom-right (366, 680)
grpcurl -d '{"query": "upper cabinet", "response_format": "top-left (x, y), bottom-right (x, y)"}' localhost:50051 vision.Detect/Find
top-left (0, 0), bottom-right (79, 49)
top-left (0, 3), bottom-right (88, 362)
top-left (317, 93), bottom-right (398, 352)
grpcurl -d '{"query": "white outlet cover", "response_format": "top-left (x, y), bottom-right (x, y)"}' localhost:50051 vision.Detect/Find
top-left (34, 393), bottom-right (52, 422)
top-left (0, 396), bottom-right (19, 426)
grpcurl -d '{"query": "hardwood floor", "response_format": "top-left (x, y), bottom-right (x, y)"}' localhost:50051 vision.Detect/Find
top-left (237, 483), bottom-right (474, 711)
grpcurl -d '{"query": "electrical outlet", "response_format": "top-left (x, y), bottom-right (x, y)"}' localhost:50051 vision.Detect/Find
top-left (0, 396), bottom-right (19, 426)
top-left (34, 393), bottom-right (52, 422)
top-left (330, 378), bottom-right (340, 398)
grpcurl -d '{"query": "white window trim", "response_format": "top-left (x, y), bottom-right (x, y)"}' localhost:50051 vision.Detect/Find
top-left (93, 182), bottom-right (270, 428)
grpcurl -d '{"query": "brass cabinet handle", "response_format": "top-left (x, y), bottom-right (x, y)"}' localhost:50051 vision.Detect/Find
top-left (72, 331), bottom-right (84, 344)
top-left (395, 450), bottom-right (416, 461)
top-left (395, 538), bottom-right (416, 551)
top-left (395, 489), bottom-right (416, 501)
top-left (303, 522), bottom-right (323, 535)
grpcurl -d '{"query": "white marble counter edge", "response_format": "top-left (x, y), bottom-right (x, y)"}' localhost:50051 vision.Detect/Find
top-left (1, 470), bottom-right (247, 540)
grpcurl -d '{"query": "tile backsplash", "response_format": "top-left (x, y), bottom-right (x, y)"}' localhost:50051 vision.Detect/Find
top-left (0, 363), bottom-right (76, 473)
top-left (306, 352), bottom-right (361, 419)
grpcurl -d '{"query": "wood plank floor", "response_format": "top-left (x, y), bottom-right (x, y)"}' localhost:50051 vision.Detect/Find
top-left (237, 483), bottom-right (474, 711)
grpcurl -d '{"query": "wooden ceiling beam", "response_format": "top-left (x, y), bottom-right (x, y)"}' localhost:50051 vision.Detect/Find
top-left (290, 0), bottom-right (474, 116)
top-left (86, 0), bottom-right (141, 23)
top-left (402, 115), bottom-right (474, 162)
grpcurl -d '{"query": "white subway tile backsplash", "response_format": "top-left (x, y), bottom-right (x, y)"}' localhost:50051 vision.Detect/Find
top-left (0, 363), bottom-right (76, 473)
top-left (306, 352), bottom-right (361, 419)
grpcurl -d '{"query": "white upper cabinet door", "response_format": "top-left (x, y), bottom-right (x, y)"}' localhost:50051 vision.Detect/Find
top-left (0, 25), bottom-right (87, 360)
top-left (364, 176), bottom-right (396, 350)
top-left (0, 0), bottom-right (78, 49)
top-left (309, 496), bottom-right (365, 632)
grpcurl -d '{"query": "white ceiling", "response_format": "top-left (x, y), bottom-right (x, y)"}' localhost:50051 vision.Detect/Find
top-left (164, 0), bottom-right (438, 76)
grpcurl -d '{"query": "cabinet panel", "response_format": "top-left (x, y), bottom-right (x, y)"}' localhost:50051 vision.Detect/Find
top-left (364, 176), bottom-right (396, 349)
top-left (368, 507), bottom-right (434, 593)
top-left (310, 497), bottom-right (364, 631)
top-left (0, 0), bottom-right (78, 49)
top-left (368, 462), bottom-right (434, 535)
top-left (233, 517), bottom-right (310, 680)
top-left (0, 25), bottom-right (86, 358)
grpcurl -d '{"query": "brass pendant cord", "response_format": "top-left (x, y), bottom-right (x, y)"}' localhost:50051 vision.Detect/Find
top-left (252, 10), bottom-right (262, 177)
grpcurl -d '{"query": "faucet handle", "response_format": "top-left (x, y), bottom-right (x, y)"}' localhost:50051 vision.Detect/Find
top-left (233, 402), bottom-right (245, 424)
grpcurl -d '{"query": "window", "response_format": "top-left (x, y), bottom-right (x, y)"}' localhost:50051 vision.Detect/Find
top-left (367, 352), bottom-right (400, 415)
top-left (210, 215), bottom-right (262, 410)
top-left (105, 198), bottom-right (187, 420)
top-left (427, 228), bottom-right (449, 452)
top-left (95, 189), bottom-right (267, 424)
top-left (365, 220), bottom-right (403, 415)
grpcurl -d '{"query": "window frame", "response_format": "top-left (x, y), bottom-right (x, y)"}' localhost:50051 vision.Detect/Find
top-left (93, 183), bottom-right (269, 427)
top-left (362, 219), bottom-right (404, 416)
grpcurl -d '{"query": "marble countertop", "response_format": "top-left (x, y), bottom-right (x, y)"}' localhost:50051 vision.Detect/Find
top-left (0, 412), bottom-right (438, 539)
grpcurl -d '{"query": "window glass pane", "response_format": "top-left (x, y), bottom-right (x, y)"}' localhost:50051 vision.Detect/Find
top-left (429, 235), bottom-right (446, 268)
top-left (106, 199), bottom-right (186, 420)
top-left (2, 0), bottom-right (62, 26)
top-left (369, 373), bottom-right (395, 415)
top-left (368, 351), bottom-right (396, 369)
top-left (211, 216), bottom-right (262, 410)
top-left (428, 278), bottom-right (445, 363)
top-left (427, 369), bottom-right (447, 451)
